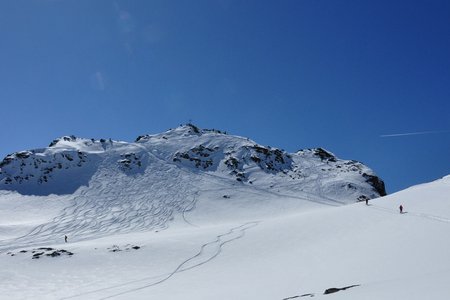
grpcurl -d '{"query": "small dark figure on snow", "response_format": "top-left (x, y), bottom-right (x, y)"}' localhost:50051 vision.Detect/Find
top-left (365, 198), bottom-right (369, 205)
top-left (399, 205), bottom-right (403, 214)
top-left (65, 235), bottom-right (68, 243)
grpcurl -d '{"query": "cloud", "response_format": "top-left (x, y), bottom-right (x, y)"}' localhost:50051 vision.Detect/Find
top-left (380, 130), bottom-right (450, 138)
top-left (90, 71), bottom-right (106, 91)
top-left (113, 1), bottom-right (137, 54)
top-left (117, 10), bottom-right (136, 34)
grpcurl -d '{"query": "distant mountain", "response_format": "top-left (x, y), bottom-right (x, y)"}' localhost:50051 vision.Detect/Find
top-left (0, 124), bottom-right (385, 201)
top-left (5, 125), bottom-right (450, 300)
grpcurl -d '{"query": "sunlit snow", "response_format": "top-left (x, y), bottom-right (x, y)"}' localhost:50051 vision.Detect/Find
top-left (0, 125), bottom-right (447, 299)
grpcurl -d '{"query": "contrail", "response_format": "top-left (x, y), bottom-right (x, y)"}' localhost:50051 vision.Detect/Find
top-left (380, 130), bottom-right (450, 138)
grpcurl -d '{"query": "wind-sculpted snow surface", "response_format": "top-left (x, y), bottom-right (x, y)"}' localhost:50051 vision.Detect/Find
top-left (0, 154), bottom-right (199, 250)
top-left (0, 125), bottom-right (386, 250)
top-left (0, 175), bottom-right (444, 300)
top-left (0, 124), bottom-right (385, 200)
top-left (0, 126), bottom-right (448, 300)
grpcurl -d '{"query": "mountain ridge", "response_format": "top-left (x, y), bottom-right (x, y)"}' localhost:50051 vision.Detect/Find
top-left (2, 126), bottom-right (450, 300)
top-left (0, 124), bottom-right (385, 200)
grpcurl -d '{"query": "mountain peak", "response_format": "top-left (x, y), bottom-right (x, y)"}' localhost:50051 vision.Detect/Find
top-left (135, 124), bottom-right (227, 143)
top-left (0, 125), bottom-right (386, 200)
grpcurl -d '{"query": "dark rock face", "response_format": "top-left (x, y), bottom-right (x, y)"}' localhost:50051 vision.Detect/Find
top-left (7, 247), bottom-right (74, 259)
top-left (118, 153), bottom-right (145, 174)
top-left (246, 145), bottom-right (293, 173)
top-left (49, 135), bottom-right (77, 147)
top-left (220, 144), bottom-right (293, 182)
top-left (282, 284), bottom-right (359, 299)
top-left (186, 123), bottom-right (200, 134)
top-left (0, 125), bottom-right (386, 201)
top-left (0, 148), bottom-right (99, 195)
top-left (173, 145), bottom-right (219, 170)
top-left (296, 148), bottom-right (386, 199)
top-left (363, 173), bottom-right (387, 196)
top-left (323, 284), bottom-right (360, 295)
top-left (107, 244), bottom-right (141, 252)
top-left (313, 148), bottom-right (337, 162)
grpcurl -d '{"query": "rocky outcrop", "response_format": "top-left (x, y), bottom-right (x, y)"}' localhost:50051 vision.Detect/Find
top-left (0, 124), bottom-right (386, 200)
top-left (6, 248), bottom-right (74, 259)
top-left (323, 284), bottom-right (360, 295)
top-left (363, 173), bottom-right (387, 196)
top-left (0, 149), bottom-right (89, 186)
top-left (173, 145), bottom-right (219, 170)
top-left (118, 153), bottom-right (143, 173)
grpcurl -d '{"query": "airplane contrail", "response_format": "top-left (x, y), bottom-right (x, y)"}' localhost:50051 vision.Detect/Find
top-left (380, 130), bottom-right (450, 138)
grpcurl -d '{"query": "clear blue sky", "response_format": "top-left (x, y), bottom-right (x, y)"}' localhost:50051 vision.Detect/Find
top-left (1, 0), bottom-right (449, 193)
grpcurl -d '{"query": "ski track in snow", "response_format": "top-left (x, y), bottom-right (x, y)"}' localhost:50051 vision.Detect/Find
top-left (0, 156), bottom-right (200, 252)
top-left (191, 168), bottom-right (344, 208)
top-left (0, 131), bottom-right (364, 252)
top-left (369, 205), bottom-right (450, 224)
top-left (59, 221), bottom-right (259, 300)
top-left (181, 191), bottom-right (199, 227)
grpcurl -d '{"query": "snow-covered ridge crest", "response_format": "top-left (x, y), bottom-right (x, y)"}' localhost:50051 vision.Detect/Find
top-left (0, 124), bottom-right (386, 200)
top-left (135, 123), bottom-right (227, 142)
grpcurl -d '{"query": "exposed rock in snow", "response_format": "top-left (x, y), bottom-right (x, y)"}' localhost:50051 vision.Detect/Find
top-left (0, 127), bottom-right (448, 300)
top-left (0, 124), bottom-right (385, 199)
top-left (6, 247), bottom-right (74, 259)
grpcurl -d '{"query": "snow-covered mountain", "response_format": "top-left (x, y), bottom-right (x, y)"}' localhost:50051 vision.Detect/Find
top-left (11, 125), bottom-right (450, 300)
top-left (0, 124), bottom-right (385, 247)
top-left (0, 124), bottom-right (386, 244)
top-left (0, 124), bottom-right (385, 199)
top-left (0, 161), bottom-right (448, 300)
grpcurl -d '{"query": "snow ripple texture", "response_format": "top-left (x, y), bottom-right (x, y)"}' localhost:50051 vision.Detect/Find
top-left (0, 157), bottom-right (198, 250)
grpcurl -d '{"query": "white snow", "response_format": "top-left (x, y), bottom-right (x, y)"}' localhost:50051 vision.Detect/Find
top-left (0, 125), bottom-right (448, 299)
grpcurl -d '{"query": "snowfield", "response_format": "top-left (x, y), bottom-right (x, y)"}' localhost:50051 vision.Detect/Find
top-left (0, 125), bottom-right (448, 299)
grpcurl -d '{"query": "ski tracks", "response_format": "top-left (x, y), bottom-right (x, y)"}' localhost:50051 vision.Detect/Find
top-left (369, 205), bottom-right (450, 224)
top-left (0, 157), bottom-right (200, 251)
top-left (404, 211), bottom-right (450, 224)
top-left (181, 191), bottom-right (199, 227)
top-left (60, 221), bottom-right (259, 300)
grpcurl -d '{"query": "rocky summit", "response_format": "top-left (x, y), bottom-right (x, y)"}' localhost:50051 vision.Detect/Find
top-left (0, 124), bottom-right (385, 201)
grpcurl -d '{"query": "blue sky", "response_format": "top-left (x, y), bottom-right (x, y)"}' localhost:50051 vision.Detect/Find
top-left (0, 0), bottom-right (449, 193)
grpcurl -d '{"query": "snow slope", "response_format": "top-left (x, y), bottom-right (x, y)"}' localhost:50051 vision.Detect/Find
top-left (0, 124), bottom-right (385, 200)
top-left (2, 125), bottom-right (447, 299)
top-left (0, 175), bottom-right (448, 299)
top-left (0, 125), bottom-right (384, 247)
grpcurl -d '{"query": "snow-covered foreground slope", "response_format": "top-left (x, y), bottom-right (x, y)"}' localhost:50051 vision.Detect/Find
top-left (1, 172), bottom-right (449, 299)
top-left (1, 125), bottom-right (444, 299)
top-left (0, 124), bottom-right (385, 248)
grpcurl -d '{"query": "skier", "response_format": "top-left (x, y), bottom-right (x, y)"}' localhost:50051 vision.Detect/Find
top-left (65, 235), bottom-right (68, 243)
top-left (365, 198), bottom-right (369, 205)
top-left (399, 205), bottom-right (403, 214)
